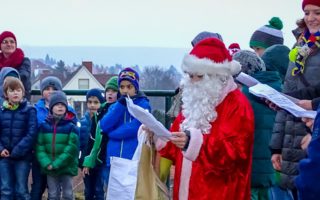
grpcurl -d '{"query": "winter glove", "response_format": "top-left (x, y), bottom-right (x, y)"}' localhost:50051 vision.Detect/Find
top-left (118, 95), bottom-right (127, 106)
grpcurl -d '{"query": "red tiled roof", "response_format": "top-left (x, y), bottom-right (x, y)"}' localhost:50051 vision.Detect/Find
top-left (93, 74), bottom-right (117, 87)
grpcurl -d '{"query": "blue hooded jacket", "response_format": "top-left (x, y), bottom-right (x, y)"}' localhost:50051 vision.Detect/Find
top-left (100, 93), bottom-right (151, 166)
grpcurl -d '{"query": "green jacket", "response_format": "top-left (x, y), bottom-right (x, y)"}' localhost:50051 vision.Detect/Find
top-left (36, 113), bottom-right (79, 177)
top-left (82, 120), bottom-right (103, 168)
top-left (83, 102), bottom-right (113, 168)
top-left (242, 71), bottom-right (282, 187)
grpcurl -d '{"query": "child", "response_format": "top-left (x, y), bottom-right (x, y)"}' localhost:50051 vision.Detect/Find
top-left (31, 76), bottom-right (76, 200)
top-left (104, 76), bottom-right (118, 102)
top-left (296, 107), bottom-right (320, 200)
top-left (0, 77), bottom-right (37, 199)
top-left (36, 91), bottom-right (79, 200)
top-left (0, 67), bottom-right (20, 98)
top-left (81, 76), bottom-right (119, 199)
top-left (79, 88), bottom-right (106, 200)
top-left (100, 68), bottom-right (151, 185)
top-left (233, 50), bottom-right (282, 200)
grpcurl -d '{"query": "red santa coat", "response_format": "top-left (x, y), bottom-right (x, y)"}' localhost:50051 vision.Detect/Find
top-left (159, 89), bottom-right (254, 200)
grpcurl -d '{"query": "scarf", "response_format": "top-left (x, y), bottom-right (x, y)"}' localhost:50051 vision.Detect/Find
top-left (0, 48), bottom-right (24, 69)
top-left (289, 30), bottom-right (320, 76)
top-left (2, 100), bottom-right (19, 110)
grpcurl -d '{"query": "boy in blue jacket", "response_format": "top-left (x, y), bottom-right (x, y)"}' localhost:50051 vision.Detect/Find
top-left (100, 68), bottom-right (151, 185)
top-left (0, 77), bottom-right (37, 199)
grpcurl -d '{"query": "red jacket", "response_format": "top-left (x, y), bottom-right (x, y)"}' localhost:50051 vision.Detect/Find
top-left (160, 89), bottom-right (254, 200)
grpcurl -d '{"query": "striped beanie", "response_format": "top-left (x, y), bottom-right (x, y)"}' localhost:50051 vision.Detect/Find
top-left (249, 17), bottom-right (284, 49)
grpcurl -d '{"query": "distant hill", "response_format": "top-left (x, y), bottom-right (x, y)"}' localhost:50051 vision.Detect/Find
top-left (22, 46), bottom-right (189, 69)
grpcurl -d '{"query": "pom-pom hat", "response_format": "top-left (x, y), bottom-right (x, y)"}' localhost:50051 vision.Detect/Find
top-left (181, 38), bottom-right (241, 76)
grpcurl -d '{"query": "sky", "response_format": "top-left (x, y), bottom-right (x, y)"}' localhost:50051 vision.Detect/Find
top-left (1, 0), bottom-right (302, 50)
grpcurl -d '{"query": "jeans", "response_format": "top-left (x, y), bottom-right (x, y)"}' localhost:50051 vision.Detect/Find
top-left (47, 175), bottom-right (73, 200)
top-left (83, 167), bottom-right (104, 200)
top-left (0, 158), bottom-right (31, 200)
top-left (270, 186), bottom-right (294, 200)
top-left (30, 156), bottom-right (47, 200)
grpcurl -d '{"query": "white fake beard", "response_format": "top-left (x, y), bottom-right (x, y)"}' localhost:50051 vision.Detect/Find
top-left (180, 74), bottom-right (228, 134)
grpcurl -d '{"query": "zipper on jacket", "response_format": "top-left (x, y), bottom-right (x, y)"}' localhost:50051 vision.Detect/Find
top-left (9, 110), bottom-right (16, 149)
top-left (52, 122), bottom-right (57, 160)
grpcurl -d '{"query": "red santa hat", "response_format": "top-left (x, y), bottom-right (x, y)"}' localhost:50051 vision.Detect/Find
top-left (181, 38), bottom-right (241, 76)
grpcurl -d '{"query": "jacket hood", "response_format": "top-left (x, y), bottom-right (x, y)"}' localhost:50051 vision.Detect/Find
top-left (252, 71), bottom-right (282, 84)
top-left (46, 110), bottom-right (78, 125)
top-left (0, 67), bottom-right (20, 83)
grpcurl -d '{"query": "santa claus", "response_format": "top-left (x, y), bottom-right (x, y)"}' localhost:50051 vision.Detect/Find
top-left (156, 38), bottom-right (254, 200)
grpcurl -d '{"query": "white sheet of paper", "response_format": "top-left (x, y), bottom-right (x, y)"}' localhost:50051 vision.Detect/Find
top-left (235, 72), bottom-right (260, 87)
top-left (249, 83), bottom-right (317, 119)
top-left (126, 96), bottom-right (172, 139)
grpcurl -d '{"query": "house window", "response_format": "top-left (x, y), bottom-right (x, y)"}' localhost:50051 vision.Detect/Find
top-left (78, 79), bottom-right (89, 89)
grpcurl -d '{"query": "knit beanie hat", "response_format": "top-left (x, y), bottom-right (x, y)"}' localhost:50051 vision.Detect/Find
top-left (49, 91), bottom-right (68, 114)
top-left (182, 38), bottom-right (241, 76)
top-left (86, 88), bottom-right (105, 103)
top-left (118, 68), bottom-right (140, 92)
top-left (302, 0), bottom-right (320, 10)
top-left (232, 50), bottom-right (266, 76)
top-left (261, 44), bottom-right (290, 81)
top-left (5, 71), bottom-right (19, 79)
top-left (249, 17), bottom-right (284, 49)
top-left (40, 76), bottom-right (62, 94)
top-left (105, 76), bottom-right (118, 91)
top-left (0, 31), bottom-right (16, 45)
top-left (191, 31), bottom-right (223, 47)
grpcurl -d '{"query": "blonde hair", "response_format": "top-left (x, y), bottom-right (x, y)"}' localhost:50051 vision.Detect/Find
top-left (3, 77), bottom-right (25, 99)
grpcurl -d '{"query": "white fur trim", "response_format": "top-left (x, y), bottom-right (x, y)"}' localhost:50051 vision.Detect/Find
top-left (181, 54), bottom-right (241, 76)
top-left (183, 128), bottom-right (203, 161)
top-left (154, 136), bottom-right (168, 150)
top-left (179, 157), bottom-right (192, 200)
top-left (217, 78), bottom-right (238, 105)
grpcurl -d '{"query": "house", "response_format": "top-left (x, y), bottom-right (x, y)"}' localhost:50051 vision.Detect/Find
top-left (64, 61), bottom-right (115, 116)
top-left (31, 61), bottom-right (116, 117)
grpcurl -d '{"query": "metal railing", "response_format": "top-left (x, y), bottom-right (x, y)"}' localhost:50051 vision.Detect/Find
top-left (31, 89), bottom-right (176, 128)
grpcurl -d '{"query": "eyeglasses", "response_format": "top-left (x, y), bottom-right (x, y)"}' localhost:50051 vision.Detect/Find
top-left (1, 40), bottom-right (16, 45)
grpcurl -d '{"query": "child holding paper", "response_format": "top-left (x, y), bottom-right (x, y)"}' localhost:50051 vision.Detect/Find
top-left (100, 67), bottom-right (151, 185)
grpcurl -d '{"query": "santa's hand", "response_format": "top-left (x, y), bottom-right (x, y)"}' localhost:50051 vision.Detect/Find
top-left (171, 132), bottom-right (189, 149)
